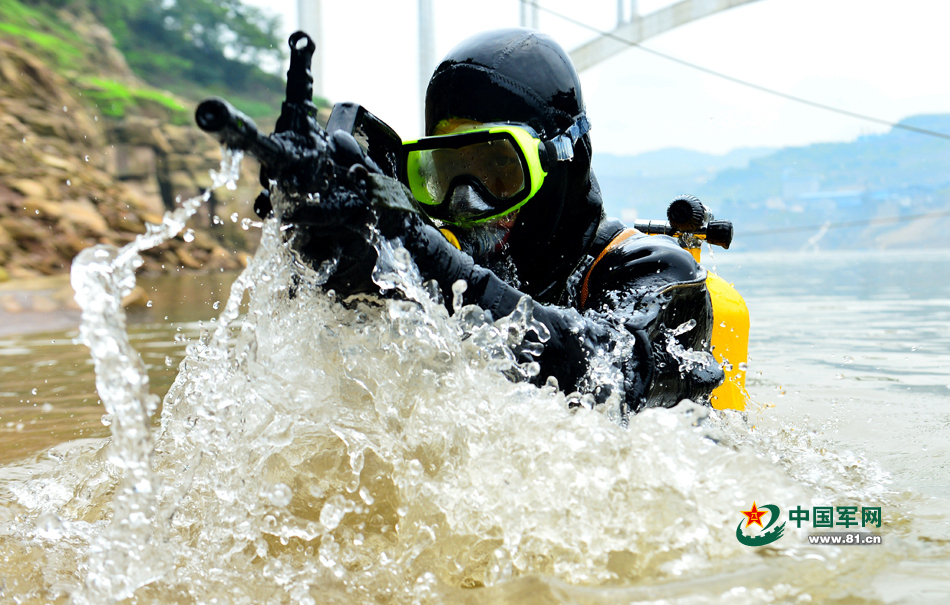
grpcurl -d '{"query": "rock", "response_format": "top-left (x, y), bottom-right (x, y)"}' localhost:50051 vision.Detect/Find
top-left (190, 229), bottom-right (217, 250)
top-left (9, 179), bottom-right (48, 199)
top-left (23, 197), bottom-right (63, 219)
top-left (150, 127), bottom-right (173, 155)
top-left (0, 294), bottom-right (22, 312)
top-left (174, 246), bottom-right (204, 270)
top-left (0, 36), bottom-right (256, 280)
top-left (0, 216), bottom-right (46, 241)
top-left (0, 223), bottom-right (13, 250)
top-left (121, 285), bottom-right (149, 308)
top-left (59, 199), bottom-right (109, 235)
top-left (38, 153), bottom-right (78, 172)
top-left (31, 294), bottom-right (59, 313)
top-left (141, 212), bottom-right (165, 225)
top-left (111, 145), bottom-right (156, 179)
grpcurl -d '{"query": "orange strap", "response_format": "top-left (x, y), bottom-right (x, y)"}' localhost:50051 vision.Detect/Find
top-left (578, 228), bottom-right (638, 310)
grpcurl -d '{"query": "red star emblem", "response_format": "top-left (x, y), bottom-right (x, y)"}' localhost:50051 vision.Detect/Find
top-left (741, 501), bottom-right (769, 528)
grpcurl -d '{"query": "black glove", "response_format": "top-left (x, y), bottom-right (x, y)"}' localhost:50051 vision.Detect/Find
top-left (268, 129), bottom-right (428, 296)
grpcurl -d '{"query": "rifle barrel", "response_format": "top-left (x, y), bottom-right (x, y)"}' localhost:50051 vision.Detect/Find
top-left (195, 98), bottom-right (288, 168)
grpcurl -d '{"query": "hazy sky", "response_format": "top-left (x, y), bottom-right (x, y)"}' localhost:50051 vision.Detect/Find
top-left (241, 0), bottom-right (950, 156)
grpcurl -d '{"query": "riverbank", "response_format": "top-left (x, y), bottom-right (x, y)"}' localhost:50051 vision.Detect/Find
top-left (0, 264), bottom-right (247, 336)
top-left (0, 2), bottom-right (269, 282)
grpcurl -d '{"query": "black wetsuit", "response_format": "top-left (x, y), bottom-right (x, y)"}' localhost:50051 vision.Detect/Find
top-left (284, 28), bottom-right (723, 416)
top-left (386, 193), bottom-right (722, 417)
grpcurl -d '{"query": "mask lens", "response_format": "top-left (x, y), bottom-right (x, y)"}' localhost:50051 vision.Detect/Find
top-left (406, 135), bottom-right (527, 207)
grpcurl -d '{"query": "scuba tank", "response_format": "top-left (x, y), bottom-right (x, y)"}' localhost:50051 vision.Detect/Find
top-left (635, 195), bottom-right (750, 411)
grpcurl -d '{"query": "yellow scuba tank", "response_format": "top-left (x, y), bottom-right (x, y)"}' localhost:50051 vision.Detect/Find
top-left (640, 195), bottom-right (750, 411)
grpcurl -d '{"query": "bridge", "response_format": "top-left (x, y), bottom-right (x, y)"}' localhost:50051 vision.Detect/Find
top-left (297, 0), bottom-right (762, 115)
top-left (567, 0), bottom-right (763, 72)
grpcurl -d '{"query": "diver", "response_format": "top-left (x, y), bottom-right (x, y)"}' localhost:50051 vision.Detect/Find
top-left (261, 28), bottom-right (723, 416)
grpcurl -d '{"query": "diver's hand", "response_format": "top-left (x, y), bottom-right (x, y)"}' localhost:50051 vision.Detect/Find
top-left (276, 131), bottom-right (378, 294)
top-left (274, 130), bottom-right (427, 296)
top-left (255, 129), bottom-right (381, 219)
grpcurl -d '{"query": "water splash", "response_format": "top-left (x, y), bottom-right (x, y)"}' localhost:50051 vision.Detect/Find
top-left (665, 319), bottom-right (717, 378)
top-left (1, 149), bottom-right (941, 603)
top-left (63, 149), bottom-right (244, 602)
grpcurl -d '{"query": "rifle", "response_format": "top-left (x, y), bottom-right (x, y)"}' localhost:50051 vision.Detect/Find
top-left (195, 32), bottom-right (403, 216)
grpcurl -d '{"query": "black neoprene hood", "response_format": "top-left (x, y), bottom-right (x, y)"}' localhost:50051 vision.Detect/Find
top-left (424, 28), bottom-right (604, 302)
top-left (425, 29), bottom-right (586, 138)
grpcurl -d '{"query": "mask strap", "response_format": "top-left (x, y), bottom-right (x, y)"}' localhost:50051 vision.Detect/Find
top-left (548, 115), bottom-right (591, 162)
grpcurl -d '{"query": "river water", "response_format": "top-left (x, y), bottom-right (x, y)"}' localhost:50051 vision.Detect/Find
top-left (1, 175), bottom-right (949, 602)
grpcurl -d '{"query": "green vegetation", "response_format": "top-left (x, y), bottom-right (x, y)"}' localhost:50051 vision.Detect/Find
top-left (77, 77), bottom-right (189, 123)
top-left (0, 0), bottom-right (88, 69)
top-left (79, 0), bottom-right (287, 105)
top-left (0, 0), bottom-right (317, 119)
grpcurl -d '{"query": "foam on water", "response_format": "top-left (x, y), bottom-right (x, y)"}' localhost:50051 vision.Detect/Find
top-left (0, 153), bottom-right (945, 604)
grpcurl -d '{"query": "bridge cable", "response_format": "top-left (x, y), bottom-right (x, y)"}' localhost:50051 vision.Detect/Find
top-left (528, 0), bottom-right (950, 142)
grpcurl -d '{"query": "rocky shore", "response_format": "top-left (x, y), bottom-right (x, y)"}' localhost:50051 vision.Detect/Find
top-left (0, 35), bottom-right (264, 282)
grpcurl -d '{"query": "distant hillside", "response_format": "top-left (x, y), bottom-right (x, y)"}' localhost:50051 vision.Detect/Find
top-left (592, 147), bottom-right (776, 222)
top-left (595, 147), bottom-right (778, 179)
top-left (594, 115), bottom-right (950, 251)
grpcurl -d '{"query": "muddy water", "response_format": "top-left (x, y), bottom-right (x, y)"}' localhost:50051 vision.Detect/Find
top-left (1, 178), bottom-right (949, 604)
top-left (0, 271), bottom-right (237, 465)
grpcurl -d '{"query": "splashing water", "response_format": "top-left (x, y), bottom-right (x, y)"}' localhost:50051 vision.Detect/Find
top-left (1, 149), bottom-right (945, 604)
top-left (665, 319), bottom-right (718, 378)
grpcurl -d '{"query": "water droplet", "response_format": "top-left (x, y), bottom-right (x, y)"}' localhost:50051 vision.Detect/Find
top-left (146, 300), bottom-right (153, 308)
top-left (183, 229), bottom-right (195, 243)
top-left (320, 495), bottom-right (347, 531)
top-left (100, 414), bottom-right (113, 426)
top-left (358, 486), bottom-right (375, 506)
top-left (31, 388), bottom-right (38, 395)
top-left (267, 483), bottom-right (293, 507)
top-left (230, 212), bottom-right (239, 223)
top-left (62, 106), bottom-right (68, 112)
top-left (212, 301), bottom-right (220, 310)
top-left (35, 512), bottom-right (65, 541)
top-left (65, 179), bottom-right (71, 186)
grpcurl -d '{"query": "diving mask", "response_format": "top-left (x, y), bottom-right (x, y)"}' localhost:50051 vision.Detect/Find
top-left (401, 117), bottom-right (590, 225)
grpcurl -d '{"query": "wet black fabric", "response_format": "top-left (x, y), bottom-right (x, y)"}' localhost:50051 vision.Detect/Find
top-left (580, 222), bottom-right (723, 411)
top-left (287, 28), bottom-right (722, 415)
top-left (379, 201), bottom-right (722, 416)
top-left (413, 28), bottom-right (722, 413)
top-left (426, 29), bottom-right (601, 302)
